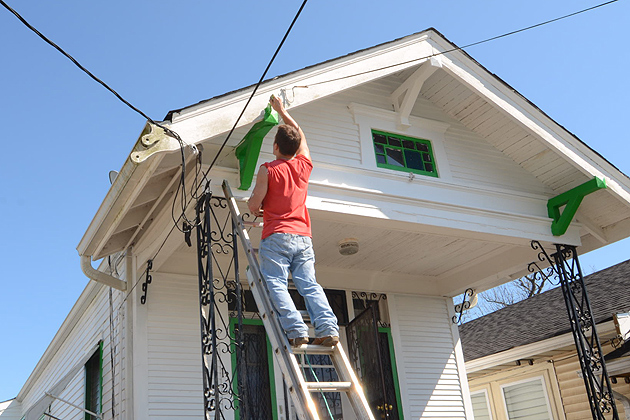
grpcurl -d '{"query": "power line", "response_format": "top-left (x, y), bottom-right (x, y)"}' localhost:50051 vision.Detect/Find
top-left (297, 0), bottom-right (619, 89)
top-left (0, 0), bottom-right (162, 128)
top-left (151, 0), bottom-right (309, 264)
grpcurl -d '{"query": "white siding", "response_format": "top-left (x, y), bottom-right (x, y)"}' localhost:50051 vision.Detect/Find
top-left (389, 294), bottom-right (468, 420)
top-left (18, 282), bottom-right (126, 420)
top-left (279, 77), bottom-right (550, 196)
top-left (146, 273), bottom-right (204, 419)
top-left (0, 400), bottom-right (21, 420)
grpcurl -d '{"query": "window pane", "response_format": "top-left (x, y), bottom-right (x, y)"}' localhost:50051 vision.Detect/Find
top-left (402, 140), bottom-right (415, 149)
top-left (388, 137), bottom-right (402, 147)
top-left (373, 134), bottom-right (387, 144)
top-left (374, 144), bottom-right (385, 154)
top-left (416, 143), bottom-right (429, 152)
top-left (385, 148), bottom-right (404, 167)
top-left (424, 163), bottom-right (434, 173)
top-left (422, 153), bottom-right (432, 163)
top-left (471, 392), bottom-right (492, 420)
top-left (503, 378), bottom-right (551, 420)
top-left (376, 154), bottom-right (387, 164)
top-left (404, 150), bottom-right (424, 171)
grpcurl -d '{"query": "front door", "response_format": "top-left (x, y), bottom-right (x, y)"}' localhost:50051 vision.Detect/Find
top-left (346, 304), bottom-right (401, 419)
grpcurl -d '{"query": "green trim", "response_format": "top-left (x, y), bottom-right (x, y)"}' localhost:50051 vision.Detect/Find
top-left (235, 105), bottom-right (279, 190)
top-left (229, 318), bottom-right (278, 420)
top-left (371, 129), bottom-right (438, 178)
top-left (84, 341), bottom-right (103, 420)
top-left (547, 177), bottom-right (606, 236)
top-left (378, 327), bottom-right (404, 420)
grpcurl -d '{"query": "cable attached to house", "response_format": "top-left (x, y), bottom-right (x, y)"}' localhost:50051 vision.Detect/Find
top-left (294, 0), bottom-right (619, 89)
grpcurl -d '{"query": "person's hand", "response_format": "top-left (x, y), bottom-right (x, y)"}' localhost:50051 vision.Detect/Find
top-left (270, 94), bottom-right (284, 113)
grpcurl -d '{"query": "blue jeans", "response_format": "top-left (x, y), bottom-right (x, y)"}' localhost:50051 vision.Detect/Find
top-left (259, 233), bottom-right (339, 340)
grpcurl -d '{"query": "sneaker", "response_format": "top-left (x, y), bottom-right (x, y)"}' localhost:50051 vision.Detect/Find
top-left (289, 337), bottom-right (309, 347)
top-left (313, 336), bottom-right (339, 347)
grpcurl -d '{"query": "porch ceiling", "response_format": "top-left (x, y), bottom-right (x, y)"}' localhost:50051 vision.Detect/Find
top-left (158, 201), bottom-right (534, 297)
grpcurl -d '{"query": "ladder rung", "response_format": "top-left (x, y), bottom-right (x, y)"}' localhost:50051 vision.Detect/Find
top-left (292, 344), bottom-right (336, 355)
top-left (305, 381), bottom-right (353, 392)
top-left (241, 220), bottom-right (264, 228)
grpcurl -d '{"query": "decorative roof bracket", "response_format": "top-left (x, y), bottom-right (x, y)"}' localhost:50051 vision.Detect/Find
top-left (131, 122), bottom-right (197, 164)
top-left (548, 176), bottom-right (607, 236)
top-left (390, 57), bottom-right (441, 129)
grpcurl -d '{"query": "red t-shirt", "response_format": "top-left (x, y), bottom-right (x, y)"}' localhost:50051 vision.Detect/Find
top-left (261, 154), bottom-right (312, 239)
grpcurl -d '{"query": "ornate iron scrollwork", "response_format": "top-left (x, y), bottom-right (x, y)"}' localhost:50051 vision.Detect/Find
top-left (352, 291), bottom-right (389, 328)
top-left (529, 241), bottom-right (618, 420)
top-left (140, 259), bottom-right (153, 305)
top-left (195, 184), bottom-right (245, 419)
top-left (452, 288), bottom-right (474, 324)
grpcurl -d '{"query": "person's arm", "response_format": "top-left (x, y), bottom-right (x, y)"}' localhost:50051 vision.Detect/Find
top-left (270, 95), bottom-right (310, 160)
top-left (247, 166), bottom-right (268, 217)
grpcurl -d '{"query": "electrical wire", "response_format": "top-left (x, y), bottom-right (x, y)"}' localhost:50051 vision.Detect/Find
top-left (295, 0), bottom-right (619, 89)
top-left (148, 0), bottom-right (309, 265)
top-left (0, 0), bottom-right (194, 236)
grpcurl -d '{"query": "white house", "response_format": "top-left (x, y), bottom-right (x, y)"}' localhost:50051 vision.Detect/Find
top-left (4, 28), bottom-right (630, 420)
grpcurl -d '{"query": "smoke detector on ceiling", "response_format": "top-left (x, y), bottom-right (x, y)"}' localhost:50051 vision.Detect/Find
top-left (338, 238), bottom-right (359, 256)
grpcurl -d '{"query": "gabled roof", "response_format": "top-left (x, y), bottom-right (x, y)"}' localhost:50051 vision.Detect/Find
top-left (459, 259), bottom-right (630, 361)
top-left (77, 28), bottom-right (630, 293)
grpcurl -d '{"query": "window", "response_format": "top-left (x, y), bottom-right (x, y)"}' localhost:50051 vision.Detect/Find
top-left (372, 130), bottom-right (438, 177)
top-left (84, 342), bottom-right (103, 420)
top-left (501, 377), bottom-right (552, 420)
top-left (471, 390), bottom-right (492, 420)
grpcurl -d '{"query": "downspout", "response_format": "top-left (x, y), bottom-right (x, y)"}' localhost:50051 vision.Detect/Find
top-left (80, 254), bottom-right (127, 291)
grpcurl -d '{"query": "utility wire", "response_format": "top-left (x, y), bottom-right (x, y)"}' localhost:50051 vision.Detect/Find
top-left (0, 0), bottom-right (162, 128)
top-left (205, 0), bottom-right (309, 174)
top-left (297, 0), bottom-right (619, 89)
top-left (150, 0), bottom-right (309, 264)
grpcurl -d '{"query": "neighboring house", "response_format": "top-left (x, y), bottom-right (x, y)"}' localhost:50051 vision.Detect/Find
top-left (459, 259), bottom-right (630, 420)
top-left (3, 28), bottom-right (630, 420)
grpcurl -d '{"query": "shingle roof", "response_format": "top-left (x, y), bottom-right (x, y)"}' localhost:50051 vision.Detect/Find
top-left (459, 259), bottom-right (630, 361)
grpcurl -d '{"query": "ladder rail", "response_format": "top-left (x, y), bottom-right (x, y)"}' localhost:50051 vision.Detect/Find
top-left (222, 180), bottom-right (375, 420)
top-left (223, 180), bottom-right (319, 420)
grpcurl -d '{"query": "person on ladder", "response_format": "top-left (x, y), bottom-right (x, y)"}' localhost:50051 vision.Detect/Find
top-left (248, 94), bottom-right (339, 347)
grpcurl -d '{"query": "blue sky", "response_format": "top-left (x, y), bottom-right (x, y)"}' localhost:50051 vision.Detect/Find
top-left (1, 0), bottom-right (629, 401)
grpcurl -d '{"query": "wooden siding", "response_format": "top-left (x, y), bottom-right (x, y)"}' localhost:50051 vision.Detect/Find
top-left (280, 76), bottom-right (551, 196)
top-left (0, 400), bottom-right (21, 420)
top-left (389, 294), bottom-right (468, 419)
top-left (553, 355), bottom-right (628, 420)
top-left (18, 283), bottom-right (125, 420)
top-left (146, 273), bottom-right (204, 419)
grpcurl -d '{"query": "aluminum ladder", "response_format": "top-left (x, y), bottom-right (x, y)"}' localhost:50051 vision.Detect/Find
top-left (223, 180), bottom-right (375, 420)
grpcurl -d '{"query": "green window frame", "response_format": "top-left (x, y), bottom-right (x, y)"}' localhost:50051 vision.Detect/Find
top-left (230, 318), bottom-right (278, 420)
top-left (372, 129), bottom-right (438, 178)
top-left (378, 327), bottom-right (404, 420)
top-left (84, 341), bottom-right (103, 420)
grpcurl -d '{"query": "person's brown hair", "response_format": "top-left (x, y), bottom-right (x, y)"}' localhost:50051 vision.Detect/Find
top-left (274, 125), bottom-right (301, 156)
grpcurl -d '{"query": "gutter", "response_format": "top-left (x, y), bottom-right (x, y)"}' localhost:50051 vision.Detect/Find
top-left (80, 255), bottom-right (126, 291)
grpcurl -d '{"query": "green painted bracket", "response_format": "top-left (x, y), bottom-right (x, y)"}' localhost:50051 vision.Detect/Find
top-left (547, 177), bottom-right (606, 236)
top-left (235, 105), bottom-right (279, 190)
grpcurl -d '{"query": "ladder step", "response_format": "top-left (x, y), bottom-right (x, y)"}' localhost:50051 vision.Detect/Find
top-left (241, 219), bottom-right (264, 228)
top-left (292, 344), bottom-right (336, 355)
top-left (305, 381), bottom-right (353, 392)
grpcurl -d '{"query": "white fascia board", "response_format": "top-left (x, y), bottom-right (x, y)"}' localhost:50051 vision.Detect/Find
top-left (226, 165), bottom-right (581, 246)
top-left (424, 34), bottom-right (630, 206)
top-left (77, 125), bottom-right (166, 258)
top-left (465, 320), bottom-right (616, 373)
top-left (167, 34), bottom-right (436, 146)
